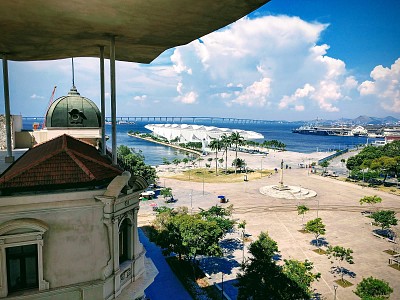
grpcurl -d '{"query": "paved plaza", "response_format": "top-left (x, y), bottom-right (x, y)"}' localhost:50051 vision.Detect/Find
top-left (139, 167), bottom-right (400, 300)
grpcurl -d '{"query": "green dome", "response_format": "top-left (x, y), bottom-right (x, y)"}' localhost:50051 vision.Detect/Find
top-left (45, 86), bottom-right (101, 128)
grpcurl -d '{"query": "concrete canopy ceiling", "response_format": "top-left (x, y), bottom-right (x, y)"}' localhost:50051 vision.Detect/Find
top-left (0, 0), bottom-right (269, 63)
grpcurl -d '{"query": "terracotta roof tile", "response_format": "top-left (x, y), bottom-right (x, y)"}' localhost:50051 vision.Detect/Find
top-left (0, 134), bottom-right (122, 192)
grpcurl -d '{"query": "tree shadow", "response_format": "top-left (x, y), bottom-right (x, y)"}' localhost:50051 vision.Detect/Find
top-left (330, 266), bottom-right (357, 278)
top-left (273, 253), bottom-right (282, 261)
top-left (200, 256), bottom-right (240, 275)
top-left (373, 228), bottom-right (394, 239)
top-left (312, 292), bottom-right (323, 300)
top-left (310, 237), bottom-right (329, 247)
top-left (220, 238), bottom-right (242, 255)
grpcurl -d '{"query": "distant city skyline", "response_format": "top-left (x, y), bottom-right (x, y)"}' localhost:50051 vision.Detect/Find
top-left (1, 0), bottom-right (399, 121)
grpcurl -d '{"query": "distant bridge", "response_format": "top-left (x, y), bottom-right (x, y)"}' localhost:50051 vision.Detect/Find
top-left (22, 116), bottom-right (273, 124)
top-left (105, 116), bottom-right (271, 124)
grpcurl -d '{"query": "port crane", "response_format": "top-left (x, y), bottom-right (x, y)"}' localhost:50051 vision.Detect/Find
top-left (41, 85), bottom-right (57, 128)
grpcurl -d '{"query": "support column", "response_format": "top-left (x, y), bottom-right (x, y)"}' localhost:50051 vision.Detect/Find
top-left (132, 207), bottom-right (145, 280)
top-left (110, 36), bottom-right (117, 165)
top-left (2, 55), bottom-right (14, 163)
top-left (100, 46), bottom-right (106, 155)
top-left (132, 208), bottom-right (144, 258)
top-left (37, 238), bottom-right (49, 291)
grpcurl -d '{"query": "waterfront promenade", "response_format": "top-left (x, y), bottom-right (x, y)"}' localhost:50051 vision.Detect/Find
top-left (127, 132), bottom-right (202, 158)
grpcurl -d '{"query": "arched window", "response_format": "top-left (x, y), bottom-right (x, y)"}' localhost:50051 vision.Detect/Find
top-left (118, 218), bottom-right (131, 264)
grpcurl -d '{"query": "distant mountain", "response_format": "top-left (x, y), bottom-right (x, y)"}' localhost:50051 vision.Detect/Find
top-left (352, 115), bottom-right (399, 125)
top-left (320, 116), bottom-right (399, 126)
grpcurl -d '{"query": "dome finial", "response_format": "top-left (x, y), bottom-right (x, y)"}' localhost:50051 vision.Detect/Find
top-left (72, 57), bottom-right (75, 87)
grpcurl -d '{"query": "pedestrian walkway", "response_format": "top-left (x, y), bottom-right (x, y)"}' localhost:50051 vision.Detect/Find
top-left (139, 229), bottom-right (193, 300)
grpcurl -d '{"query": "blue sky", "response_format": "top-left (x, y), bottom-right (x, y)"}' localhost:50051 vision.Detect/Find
top-left (1, 0), bottom-right (400, 121)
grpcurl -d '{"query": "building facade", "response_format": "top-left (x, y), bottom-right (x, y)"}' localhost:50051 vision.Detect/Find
top-left (0, 135), bottom-right (156, 299)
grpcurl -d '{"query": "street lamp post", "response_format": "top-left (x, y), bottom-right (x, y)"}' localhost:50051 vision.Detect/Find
top-left (260, 156), bottom-right (266, 178)
top-left (333, 284), bottom-right (338, 300)
top-left (221, 272), bottom-right (224, 300)
top-left (316, 199), bottom-right (320, 218)
top-left (202, 171), bottom-right (205, 196)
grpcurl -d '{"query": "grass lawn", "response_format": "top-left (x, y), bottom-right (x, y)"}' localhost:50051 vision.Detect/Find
top-left (389, 264), bottom-right (400, 271)
top-left (383, 249), bottom-right (399, 255)
top-left (313, 248), bottom-right (327, 255)
top-left (334, 279), bottom-right (353, 288)
top-left (168, 168), bottom-right (273, 183)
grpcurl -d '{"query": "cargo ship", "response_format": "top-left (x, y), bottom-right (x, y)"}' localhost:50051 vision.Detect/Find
top-left (292, 125), bottom-right (335, 136)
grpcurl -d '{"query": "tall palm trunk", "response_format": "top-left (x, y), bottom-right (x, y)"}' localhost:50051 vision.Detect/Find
top-left (215, 148), bottom-right (218, 175)
top-left (235, 144), bottom-right (238, 174)
top-left (225, 147), bottom-right (228, 174)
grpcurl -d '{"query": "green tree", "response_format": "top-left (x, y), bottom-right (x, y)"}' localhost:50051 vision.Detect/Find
top-left (370, 210), bottom-right (398, 232)
top-left (182, 157), bottom-right (189, 166)
top-left (305, 218), bottom-right (326, 249)
top-left (199, 205), bottom-right (235, 234)
top-left (237, 232), bottom-right (319, 299)
top-left (325, 245), bottom-right (354, 282)
top-left (220, 134), bottom-right (232, 174)
top-left (282, 259), bottom-right (321, 298)
top-left (297, 204), bottom-right (310, 223)
top-left (209, 138), bottom-right (222, 175)
top-left (154, 211), bottom-right (224, 261)
top-left (370, 156), bottom-right (398, 182)
top-left (218, 157), bottom-right (224, 168)
top-left (320, 160), bottom-right (330, 173)
top-left (230, 132), bottom-right (245, 174)
top-left (160, 187), bottom-right (173, 200)
top-left (172, 158), bottom-right (181, 166)
top-left (359, 195), bottom-right (382, 212)
top-left (354, 276), bottom-right (393, 300)
top-left (117, 145), bottom-right (157, 183)
top-left (346, 141), bottom-right (400, 182)
top-left (232, 158), bottom-right (246, 172)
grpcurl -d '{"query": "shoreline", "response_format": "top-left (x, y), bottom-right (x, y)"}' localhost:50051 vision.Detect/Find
top-left (127, 132), bottom-right (336, 172)
top-left (127, 132), bottom-right (202, 158)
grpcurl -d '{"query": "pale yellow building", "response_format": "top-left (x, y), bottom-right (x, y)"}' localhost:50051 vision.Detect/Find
top-left (0, 134), bottom-right (156, 299)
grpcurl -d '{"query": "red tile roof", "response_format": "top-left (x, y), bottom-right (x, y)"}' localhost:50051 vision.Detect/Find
top-left (0, 134), bottom-right (122, 193)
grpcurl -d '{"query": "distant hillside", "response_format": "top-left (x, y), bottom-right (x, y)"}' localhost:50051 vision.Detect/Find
top-left (324, 116), bottom-right (399, 125)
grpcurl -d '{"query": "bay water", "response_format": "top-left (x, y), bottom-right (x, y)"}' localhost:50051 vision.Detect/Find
top-left (23, 119), bottom-right (378, 166)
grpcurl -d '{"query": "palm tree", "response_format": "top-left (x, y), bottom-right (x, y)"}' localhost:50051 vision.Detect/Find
top-left (209, 138), bottom-right (222, 175)
top-left (220, 134), bottom-right (231, 174)
top-left (232, 157), bottom-right (246, 172)
top-left (230, 132), bottom-right (245, 174)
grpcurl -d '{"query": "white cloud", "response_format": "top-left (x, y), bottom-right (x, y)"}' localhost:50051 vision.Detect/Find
top-left (343, 76), bottom-right (358, 90)
top-left (295, 105), bottom-right (305, 111)
top-left (169, 14), bottom-right (360, 117)
top-left (8, 14), bottom-right (390, 119)
top-left (175, 91), bottom-right (198, 104)
top-left (220, 92), bottom-right (231, 99)
top-left (133, 95), bottom-right (147, 102)
top-left (232, 77), bottom-right (271, 107)
top-left (30, 94), bottom-right (44, 99)
top-left (279, 83), bottom-right (315, 110)
top-left (177, 82), bottom-right (183, 94)
top-left (171, 50), bottom-right (192, 74)
top-left (359, 58), bottom-right (400, 112)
